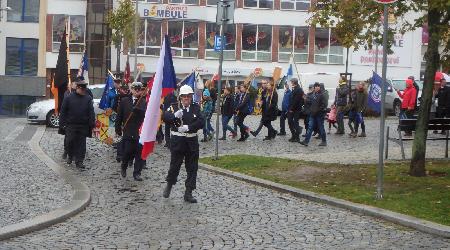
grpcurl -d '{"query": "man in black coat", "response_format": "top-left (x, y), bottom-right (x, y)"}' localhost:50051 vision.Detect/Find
top-left (113, 82), bottom-right (131, 163)
top-left (115, 82), bottom-right (147, 181)
top-left (300, 82), bottom-right (327, 147)
top-left (219, 86), bottom-right (236, 140)
top-left (162, 85), bottom-right (204, 203)
top-left (58, 80), bottom-right (95, 168)
top-left (435, 78), bottom-right (450, 118)
top-left (235, 84), bottom-right (251, 141)
top-left (287, 78), bottom-right (304, 142)
top-left (261, 82), bottom-right (278, 140)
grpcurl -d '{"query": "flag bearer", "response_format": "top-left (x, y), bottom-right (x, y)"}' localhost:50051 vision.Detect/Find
top-left (162, 85), bottom-right (204, 203)
top-left (115, 82), bottom-right (147, 181)
top-left (58, 80), bottom-right (95, 168)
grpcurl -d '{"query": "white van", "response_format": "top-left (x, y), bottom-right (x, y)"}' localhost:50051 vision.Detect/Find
top-left (277, 72), bottom-right (342, 111)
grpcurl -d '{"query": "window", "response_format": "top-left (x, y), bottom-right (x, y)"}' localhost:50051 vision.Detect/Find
top-left (244, 0), bottom-right (273, 9)
top-left (278, 26), bottom-right (309, 63)
top-left (207, 0), bottom-right (218, 6)
top-left (7, 0), bottom-right (40, 22)
top-left (280, 0), bottom-right (309, 11)
top-left (5, 38), bottom-right (38, 76)
top-left (314, 28), bottom-right (343, 64)
top-left (242, 24), bottom-right (272, 61)
top-left (169, 0), bottom-right (198, 5)
top-left (135, 0), bottom-right (162, 3)
top-left (131, 19), bottom-right (162, 56)
top-left (168, 21), bottom-right (198, 58)
top-left (52, 15), bottom-right (86, 53)
top-left (205, 23), bottom-right (236, 60)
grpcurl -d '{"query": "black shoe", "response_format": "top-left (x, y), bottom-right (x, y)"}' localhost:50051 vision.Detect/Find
top-left (299, 140), bottom-right (308, 146)
top-left (128, 161), bottom-right (133, 167)
top-left (250, 131), bottom-right (257, 137)
top-left (263, 136), bottom-right (272, 141)
top-left (164, 143), bottom-right (169, 148)
top-left (163, 183), bottom-right (173, 198)
top-left (76, 162), bottom-right (85, 169)
top-left (219, 137), bottom-right (226, 140)
top-left (184, 189), bottom-right (197, 203)
top-left (237, 137), bottom-right (245, 142)
top-left (318, 141), bottom-right (327, 147)
top-left (116, 157), bottom-right (121, 163)
top-left (62, 151), bottom-right (67, 159)
top-left (277, 132), bottom-right (286, 136)
top-left (133, 175), bottom-right (143, 181)
top-left (66, 157), bottom-right (72, 165)
top-left (121, 168), bottom-right (126, 178)
top-left (142, 165), bottom-right (148, 170)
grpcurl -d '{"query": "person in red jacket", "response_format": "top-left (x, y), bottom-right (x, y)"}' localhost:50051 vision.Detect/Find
top-left (397, 78), bottom-right (417, 136)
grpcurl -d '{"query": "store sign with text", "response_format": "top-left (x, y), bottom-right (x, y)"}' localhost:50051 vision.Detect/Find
top-left (139, 3), bottom-right (202, 19)
top-left (351, 32), bottom-right (413, 68)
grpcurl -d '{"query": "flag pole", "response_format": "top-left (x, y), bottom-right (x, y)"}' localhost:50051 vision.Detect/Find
top-left (107, 69), bottom-right (116, 80)
top-left (290, 50), bottom-right (302, 89)
top-left (66, 20), bottom-right (71, 92)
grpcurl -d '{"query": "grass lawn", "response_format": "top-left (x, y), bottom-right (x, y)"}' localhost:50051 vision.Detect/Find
top-left (200, 155), bottom-right (450, 226)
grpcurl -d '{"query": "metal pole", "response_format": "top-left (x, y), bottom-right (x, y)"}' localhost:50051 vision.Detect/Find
top-left (377, 4), bottom-right (388, 200)
top-left (134, 0), bottom-right (138, 78)
top-left (214, 21), bottom-right (225, 160)
top-left (375, 44), bottom-right (379, 74)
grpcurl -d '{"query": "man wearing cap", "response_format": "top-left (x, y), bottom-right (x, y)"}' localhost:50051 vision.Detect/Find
top-left (162, 85), bottom-right (204, 203)
top-left (300, 82), bottom-right (327, 147)
top-left (58, 79), bottom-right (95, 168)
top-left (115, 81), bottom-right (147, 181)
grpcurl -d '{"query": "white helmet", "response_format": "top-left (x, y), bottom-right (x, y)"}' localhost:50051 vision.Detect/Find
top-left (179, 85), bottom-right (194, 95)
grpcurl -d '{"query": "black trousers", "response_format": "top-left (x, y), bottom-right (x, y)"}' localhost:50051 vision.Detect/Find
top-left (236, 113), bottom-right (248, 137)
top-left (262, 120), bottom-right (276, 137)
top-left (121, 138), bottom-right (145, 177)
top-left (63, 134), bottom-right (69, 154)
top-left (166, 135), bottom-right (199, 190)
top-left (287, 112), bottom-right (301, 137)
top-left (279, 112), bottom-right (287, 133)
top-left (66, 126), bottom-right (87, 164)
top-left (164, 123), bottom-right (171, 145)
top-left (116, 138), bottom-right (124, 160)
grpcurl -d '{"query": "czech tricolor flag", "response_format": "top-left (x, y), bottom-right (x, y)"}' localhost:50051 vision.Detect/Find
top-left (140, 35), bottom-right (177, 159)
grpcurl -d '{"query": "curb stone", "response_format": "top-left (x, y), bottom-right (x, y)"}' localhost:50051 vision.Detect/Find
top-left (199, 162), bottom-right (450, 239)
top-left (0, 126), bottom-right (91, 241)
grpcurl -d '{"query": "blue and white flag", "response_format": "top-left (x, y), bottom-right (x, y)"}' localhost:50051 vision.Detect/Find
top-left (368, 71), bottom-right (383, 114)
top-left (286, 54), bottom-right (295, 81)
top-left (181, 72), bottom-right (201, 103)
top-left (99, 75), bottom-right (114, 110)
top-left (77, 50), bottom-right (89, 83)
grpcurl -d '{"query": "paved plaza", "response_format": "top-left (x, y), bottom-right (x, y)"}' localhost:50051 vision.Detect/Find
top-left (0, 117), bottom-right (449, 249)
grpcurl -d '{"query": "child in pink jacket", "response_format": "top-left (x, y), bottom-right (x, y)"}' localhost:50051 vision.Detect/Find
top-left (327, 104), bottom-right (337, 134)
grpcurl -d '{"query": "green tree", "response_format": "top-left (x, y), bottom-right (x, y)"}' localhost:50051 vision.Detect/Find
top-left (310, 0), bottom-right (450, 177)
top-left (106, 0), bottom-right (137, 73)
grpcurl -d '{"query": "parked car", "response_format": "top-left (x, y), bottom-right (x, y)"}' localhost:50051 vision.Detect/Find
top-left (26, 84), bottom-right (106, 127)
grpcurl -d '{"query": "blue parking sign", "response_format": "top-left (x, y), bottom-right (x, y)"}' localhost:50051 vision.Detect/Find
top-left (214, 35), bottom-right (222, 52)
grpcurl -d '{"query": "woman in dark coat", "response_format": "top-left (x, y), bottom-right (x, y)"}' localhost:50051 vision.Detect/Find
top-left (261, 82), bottom-right (278, 140)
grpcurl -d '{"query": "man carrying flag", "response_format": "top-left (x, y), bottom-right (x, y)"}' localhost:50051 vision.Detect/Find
top-left (77, 50), bottom-right (89, 84)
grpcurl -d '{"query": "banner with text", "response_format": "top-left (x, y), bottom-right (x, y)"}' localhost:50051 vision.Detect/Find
top-left (139, 3), bottom-right (203, 19)
top-left (351, 32), bottom-right (413, 68)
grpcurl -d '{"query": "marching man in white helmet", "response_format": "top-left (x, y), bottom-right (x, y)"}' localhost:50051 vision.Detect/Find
top-left (162, 85), bottom-right (205, 203)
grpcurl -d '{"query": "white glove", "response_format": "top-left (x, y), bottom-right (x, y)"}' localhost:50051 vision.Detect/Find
top-left (177, 125), bottom-right (189, 133)
top-left (174, 109), bottom-right (183, 119)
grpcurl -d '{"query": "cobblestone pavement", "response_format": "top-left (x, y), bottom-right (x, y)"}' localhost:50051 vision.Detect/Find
top-left (0, 118), bottom-right (71, 228)
top-left (1, 117), bottom-right (450, 249)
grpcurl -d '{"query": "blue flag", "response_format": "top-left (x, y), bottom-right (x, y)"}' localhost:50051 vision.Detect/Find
top-left (99, 75), bottom-right (114, 110)
top-left (181, 72), bottom-right (201, 103)
top-left (368, 71), bottom-right (383, 114)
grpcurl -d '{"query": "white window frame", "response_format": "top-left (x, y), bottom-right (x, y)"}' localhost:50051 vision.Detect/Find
top-left (280, 0), bottom-right (310, 11)
top-left (278, 26), bottom-right (309, 63)
top-left (205, 23), bottom-right (236, 60)
top-left (314, 28), bottom-right (343, 64)
top-left (243, 0), bottom-right (273, 9)
top-left (241, 24), bottom-right (272, 62)
top-left (168, 0), bottom-right (199, 5)
top-left (134, 19), bottom-right (162, 57)
top-left (52, 15), bottom-right (86, 54)
top-left (168, 21), bottom-right (199, 58)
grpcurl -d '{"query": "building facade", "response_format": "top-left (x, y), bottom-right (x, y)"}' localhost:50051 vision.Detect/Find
top-left (112, 0), bottom-right (425, 85)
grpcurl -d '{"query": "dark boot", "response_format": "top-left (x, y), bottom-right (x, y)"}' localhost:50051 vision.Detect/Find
top-left (75, 162), bottom-right (85, 169)
top-left (184, 189), bottom-right (197, 203)
top-left (163, 183), bottom-right (173, 198)
top-left (121, 164), bottom-right (127, 178)
top-left (66, 157), bottom-right (73, 165)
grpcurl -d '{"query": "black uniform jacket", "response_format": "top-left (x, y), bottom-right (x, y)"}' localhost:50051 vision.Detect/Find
top-left (262, 90), bottom-right (278, 122)
top-left (289, 85), bottom-right (304, 113)
top-left (236, 93), bottom-right (250, 115)
top-left (59, 92), bottom-right (95, 136)
top-left (163, 103), bottom-right (204, 152)
top-left (116, 96), bottom-right (147, 140)
top-left (221, 94), bottom-right (235, 117)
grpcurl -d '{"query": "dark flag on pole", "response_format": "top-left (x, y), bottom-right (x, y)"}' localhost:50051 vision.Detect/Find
top-left (54, 25), bottom-right (69, 113)
top-left (368, 71), bottom-right (383, 114)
